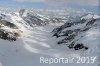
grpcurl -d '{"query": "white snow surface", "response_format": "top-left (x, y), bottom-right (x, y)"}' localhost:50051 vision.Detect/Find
top-left (0, 10), bottom-right (100, 66)
top-left (0, 23), bottom-right (100, 66)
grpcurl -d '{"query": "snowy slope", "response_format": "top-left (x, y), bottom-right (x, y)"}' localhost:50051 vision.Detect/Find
top-left (52, 14), bottom-right (100, 50)
top-left (0, 9), bottom-right (100, 66)
top-left (0, 23), bottom-right (100, 66)
top-left (52, 14), bottom-right (100, 66)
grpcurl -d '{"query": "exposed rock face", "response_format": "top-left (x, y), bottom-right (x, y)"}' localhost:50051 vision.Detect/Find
top-left (52, 14), bottom-right (100, 50)
top-left (19, 9), bottom-right (68, 27)
top-left (0, 19), bottom-right (18, 29)
top-left (23, 13), bottom-right (47, 26)
top-left (0, 15), bottom-right (20, 41)
top-left (0, 29), bottom-right (17, 41)
top-left (19, 9), bottom-right (25, 17)
top-left (19, 9), bottom-right (50, 26)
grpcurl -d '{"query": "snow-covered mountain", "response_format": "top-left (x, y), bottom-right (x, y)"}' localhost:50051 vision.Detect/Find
top-left (52, 14), bottom-right (100, 50)
top-left (0, 9), bottom-right (69, 41)
top-left (0, 9), bottom-right (100, 66)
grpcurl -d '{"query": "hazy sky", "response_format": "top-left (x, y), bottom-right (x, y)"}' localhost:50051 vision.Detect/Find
top-left (0, 0), bottom-right (99, 14)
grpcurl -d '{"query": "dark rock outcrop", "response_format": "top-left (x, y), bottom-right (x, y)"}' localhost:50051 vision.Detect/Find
top-left (52, 14), bottom-right (100, 50)
top-left (0, 29), bottom-right (17, 41)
